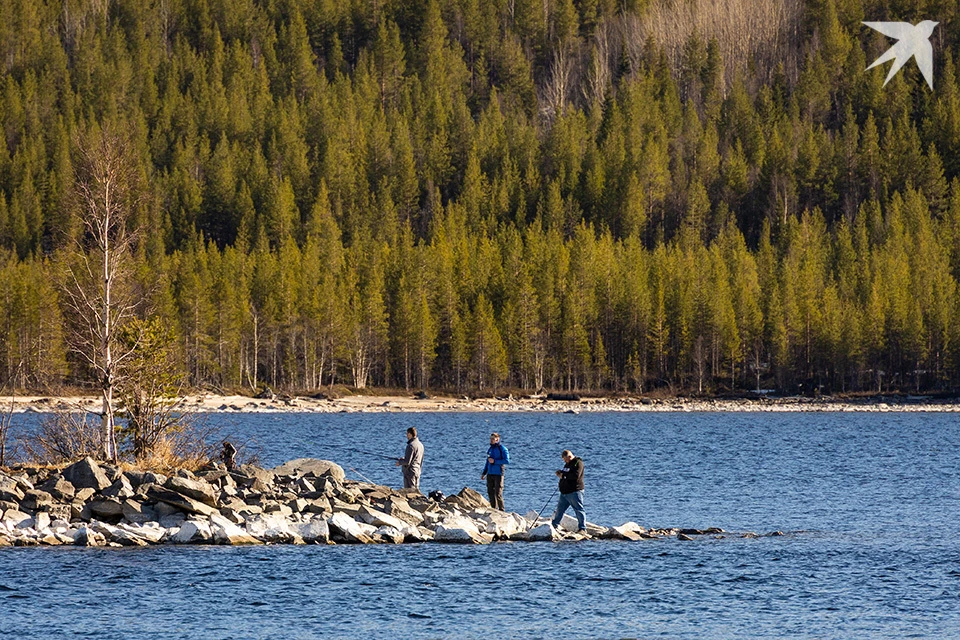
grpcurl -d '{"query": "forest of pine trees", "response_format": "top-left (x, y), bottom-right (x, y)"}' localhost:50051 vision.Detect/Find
top-left (2, 0), bottom-right (960, 396)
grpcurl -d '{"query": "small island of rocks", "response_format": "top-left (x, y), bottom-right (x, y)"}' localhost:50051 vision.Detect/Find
top-left (0, 457), bottom-right (745, 548)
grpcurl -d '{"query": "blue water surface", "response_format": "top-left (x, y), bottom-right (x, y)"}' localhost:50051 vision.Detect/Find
top-left (2, 411), bottom-right (959, 638)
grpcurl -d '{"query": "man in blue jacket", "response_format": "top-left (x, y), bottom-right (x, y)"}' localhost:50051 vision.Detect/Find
top-left (480, 432), bottom-right (510, 510)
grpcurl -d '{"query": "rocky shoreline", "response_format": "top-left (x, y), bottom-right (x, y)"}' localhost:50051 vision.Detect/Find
top-left (0, 457), bottom-right (749, 548)
top-left (6, 392), bottom-right (960, 414)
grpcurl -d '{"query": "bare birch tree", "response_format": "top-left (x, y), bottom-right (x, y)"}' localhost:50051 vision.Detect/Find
top-left (63, 128), bottom-right (141, 463)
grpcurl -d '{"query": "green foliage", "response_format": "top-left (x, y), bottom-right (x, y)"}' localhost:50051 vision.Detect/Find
top-left (1, 1), bottom-right (960, 394)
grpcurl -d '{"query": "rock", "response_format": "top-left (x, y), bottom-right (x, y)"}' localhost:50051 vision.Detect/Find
top-left (33, 511), bottom-right (51, 531)
top-left (373, 525), bottom-right (405, 544)
top-left (446, 486), bottom-right (489, 510)
top-left (159, 513), bottom-right (187, 529)
top-left (89, 498), bottom-right (125, 519)
top-left (208, 514), bottom-right (261, 545)
top-left (20, 489), bottom-right (54, 511)
top-left (526, 523), bottom-right (560, 541)
top-left (288, 518), bottom-right (330, 543)
top-left (74, 487), bottom-right (96, 503)
top-left (272, 458), bottom-right (345, 482)
top-left (383, 497), bottom-right (425, 526)
top-left (73, 525), bottom-right (105, 547)
top-left (40, 477), bottom-right (76, 501)
top-left (102, 476), bottom-right (135, 499)
top-left (434, 524), bottom-right (493, 544)
top-left (304, 497), bottom-right (331, 514)
top-left (3, 509), bottom-right (33, 530)
top-left (263, 502), bottom-right (294, 517)
top-left (45, 504), bottom-right (71, 522)
top-left (244, 514), bottom-right (294, 543)
top-left (479, 511), bottom-right (527, 538)
top-left (0, 473), bottom-right (25, 502)
top-left (121, 500), bottom-right (157, 524)
top-left (231, 465), bottom-right (275, 491)
top-left (357, 505), bottom-right (408, 531)
top-left (327, 512), bottom-right (374, 544)
top-left (97, 523), bottom-right (149, 547)
top-left (164, 476), bottom-right (218, 507)
top-left (171, 520), bottom-right (213, 544)
top-left (147, 485), bottom-right (218, 516)
top-left (62, 457), bottom-right (112, 491)
top-left (610, 522), bottom-right (646, 541)
top-left (119, 523), bottom-right (165, 545)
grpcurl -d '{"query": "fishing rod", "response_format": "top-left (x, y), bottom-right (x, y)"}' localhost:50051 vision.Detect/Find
top-left (343, 446), bottom-right (398, 461)
top-left (348, 466), bottom-right (377, 484)
top-left (533, 486), bottom-right (559, 524)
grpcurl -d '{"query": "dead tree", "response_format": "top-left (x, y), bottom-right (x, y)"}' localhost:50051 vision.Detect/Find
top-left (63, 129), bottom-right (141, 463)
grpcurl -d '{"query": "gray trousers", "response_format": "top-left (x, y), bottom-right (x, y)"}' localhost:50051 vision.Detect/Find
top-left (486, 473), bottom-right (504, 510)
top-left (403, 467), bottom-right (421, 491)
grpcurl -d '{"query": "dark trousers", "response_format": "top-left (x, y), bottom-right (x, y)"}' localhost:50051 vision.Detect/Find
top-left (486, 473), bottom-right (504, 510)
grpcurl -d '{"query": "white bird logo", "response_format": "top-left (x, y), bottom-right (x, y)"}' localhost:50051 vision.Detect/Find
top-left (863, 20), bottom-right (938, 89)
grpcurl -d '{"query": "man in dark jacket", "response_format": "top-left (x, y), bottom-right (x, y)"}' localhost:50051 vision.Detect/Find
top-left (480, 432), bottom-right (510, 510)
top-left (551, 449), bottom-right (586, 532)
top-left (396, 427), bottom-right (424, 491)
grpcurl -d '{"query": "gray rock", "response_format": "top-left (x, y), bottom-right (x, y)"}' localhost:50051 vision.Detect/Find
top-left (171, 520), bottom-right (213, 544)
top-left (2, 509), bottom-right (33, 529)
top-left (272, 458), bottom-right (345, 482)
top-left (262, 502), bottom-right (293, 517)
top-left (288, 519), bottom-right (330, 543)
top-left (121, 500), bottom-right (157, 524)
top-left (231, 465), bottom-right (275, 491)
top-left (610, 522), bottom-right (646, 541)
top-left (33, 511), bottom-right (51, 531)
top-left (89, 498), bottom-right (125, 519)
top-left (526, 523), bottom-right (560, 541)
top-left (73, 524), bottom-right (105, 547)
top-left (373, 525), bottom-right (405, 544)
top-left (304, 497), bottom-right (331, 514)
top-left (62, 457), bottom-right (112, 491)
top-left (209, 517), bottom-right (260, 545)
top-left (102, 476), bottom-right (135, 499)
top-left (147, 485), bottom-right (218, 516)
top-left (327, 512), bottom-right (374, 543)
top-left (74, 487), bottom-right (96, 503)
top-left (446, 486), bottom-right (489, 510)
top-left (159, 512), bottom-right (187, 529)
top-left (357, 505), bottom-right (407, 531)
top-left (0, 473), bottom-right (25, 502)
top-left (244, 514), bottom-right (294, 543)
top-left (164, 476), bottom-right (218, 506)
top-left (40, 477), bottom-right (76, 501)
top-left (383, 497), bottom-right (425, 525)
top-left (20, 489), bottom-right (54, 511)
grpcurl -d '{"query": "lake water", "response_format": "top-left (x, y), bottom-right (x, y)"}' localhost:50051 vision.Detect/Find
top-left (2, 411), bottom-right (959, 638)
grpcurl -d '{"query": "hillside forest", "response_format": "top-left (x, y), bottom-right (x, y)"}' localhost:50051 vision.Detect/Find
top-left (2, 0), bottom-right (960, 397)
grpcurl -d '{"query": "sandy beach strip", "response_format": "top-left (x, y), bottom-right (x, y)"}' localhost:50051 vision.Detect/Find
top-left (1, 393), bottom-right (959, 414)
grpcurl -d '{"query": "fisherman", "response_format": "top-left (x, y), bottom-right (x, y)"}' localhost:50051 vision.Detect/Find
top-left (221, 441), bottom-right (237, 471)
top-left (551, 449), bottom-right (586, 533)
top-left (480, 432), bottom-right (510, 510)
top-left (395, 427), bottom-right (424, 491)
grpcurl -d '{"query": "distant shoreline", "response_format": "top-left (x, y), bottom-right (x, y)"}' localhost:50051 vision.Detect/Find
top-left (3, 393), bottom-right (960, 414)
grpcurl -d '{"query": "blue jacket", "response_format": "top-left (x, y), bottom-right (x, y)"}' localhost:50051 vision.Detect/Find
top-left (482, 443), bottom-right (510, 476)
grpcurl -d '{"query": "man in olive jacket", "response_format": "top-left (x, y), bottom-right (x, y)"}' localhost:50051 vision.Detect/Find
top-left (396, 427), bottom-right (424, 491)
top-left (551, 449), bottom-right (586, 532)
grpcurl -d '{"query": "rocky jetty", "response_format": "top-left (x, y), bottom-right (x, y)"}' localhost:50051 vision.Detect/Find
top-left (0, 457), bottom-right (732, 548)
